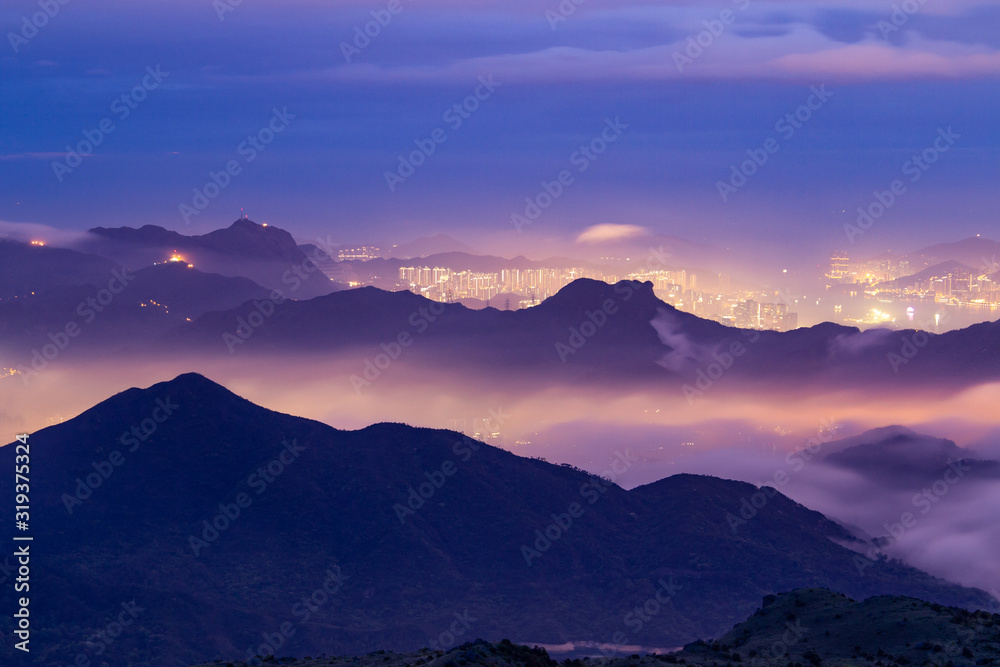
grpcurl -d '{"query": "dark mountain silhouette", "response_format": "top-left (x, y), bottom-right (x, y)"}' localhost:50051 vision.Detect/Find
top-left (675, 588), bottom-right (1000, 667)
top-left (0, 263), bottom-right (274, 357)
top-left (169, 279), bottom-right (680, 381)
top-left (899, 237), bottom-right (1000, 272)
top-left (207, 589), bottom-right (1000, 667)
top-left (0, 374), bottom-right (993, 666)
top-left (72, 219), bottom-right (342, 298)
top-left (0, 239), bottom-right (120, 300)
top-left (7, 273), bottom-right (1000, 390)
top-left (822, 427), bottom-right (1000, 487)
top-left (162, 278), bottom-right (1000, 390)
top-left (387, 233), bottom-right (478, 258)
top-left (875, 260), bottom-right (976, 290)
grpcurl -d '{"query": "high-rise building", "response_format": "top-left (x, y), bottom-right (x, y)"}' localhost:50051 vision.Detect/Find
top-left (826, 251), bottom-right (850, 283)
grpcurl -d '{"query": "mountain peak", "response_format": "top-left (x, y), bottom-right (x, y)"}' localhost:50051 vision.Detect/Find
top-left (540, 278), bottom-right (660, 310)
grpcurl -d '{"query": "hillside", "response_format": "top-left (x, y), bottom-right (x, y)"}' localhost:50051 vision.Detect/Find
top-left (0, 374), bottom-right (993, 666)
top-left (189, 589), bottom-right (1000, 666)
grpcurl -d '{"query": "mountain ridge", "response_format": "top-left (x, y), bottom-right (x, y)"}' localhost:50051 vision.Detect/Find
top-left (0, 373), bottom-right (994, 665)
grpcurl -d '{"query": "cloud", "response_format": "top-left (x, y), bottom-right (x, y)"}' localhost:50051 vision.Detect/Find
top-left (576, 223), bottom-right (648, 244)
top-left (0, 221), bottom-right (89, 246)
top-left (772, 41), bottom-right (1000, 79)
top-left (0, 152), bottom-right (68, 161)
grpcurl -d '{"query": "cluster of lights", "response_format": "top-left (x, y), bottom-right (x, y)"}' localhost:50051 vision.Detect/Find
top-left (30, 240), bottom-right (45, 246)
top-left (162, 251), bottom-right (194, 268)
top-left (140, 299), bottom-right (170, 314)
top-left (868, 308), bottom-right (895, 323)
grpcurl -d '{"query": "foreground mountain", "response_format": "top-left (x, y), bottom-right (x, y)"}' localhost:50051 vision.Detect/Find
top-left (0, 374), bottom-right (993, 666)
top-left (677, 588), bottom-right (1000, 667)
top-left (191, 589), bottom-right (1000, 666)
top-left (72, 218), bottom-right (342, 298)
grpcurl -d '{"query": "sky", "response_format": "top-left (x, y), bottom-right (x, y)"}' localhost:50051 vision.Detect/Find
top-left (1, 0), bottom-right (999, 260)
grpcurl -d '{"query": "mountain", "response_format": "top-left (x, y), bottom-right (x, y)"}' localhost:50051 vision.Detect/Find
top-left (0, 374), bottom-right (993, 666)
top-left (164, 278), bottom-right (1000, 390)
top-left (72, 219), bottom-right (343, 298)
top-left (386, 233), bottom-right (479, 258)
top-left (0, 239), bottom-right (121, 300)
top-left (823, 427), bottom-right (1000, 487)
top-left (169, 279), bottom-right (679, 381)
top-left (85, 219), bottom-right (302, 261)
top-left (900, 237), bottom-right (1000, 272)
top-left (0, 262), bottom-right (274, 357)
top-left (675, 588), bottom-right (1000, 667)
top-left (192, 589), bottom-right (1000, 666)
top-left (875, 260), bottom-right (977, 290)
top-left (8, 274), bottom-right (1000, 390)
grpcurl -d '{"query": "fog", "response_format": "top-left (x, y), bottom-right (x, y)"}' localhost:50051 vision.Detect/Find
top-left (2, 352), bottom-right (999, 599)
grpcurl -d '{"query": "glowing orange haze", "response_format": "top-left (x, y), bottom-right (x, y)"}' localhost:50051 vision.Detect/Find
top-left (5, 355), bottom-right (1000, 456)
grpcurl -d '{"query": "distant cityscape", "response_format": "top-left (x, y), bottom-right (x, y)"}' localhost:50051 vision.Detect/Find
top-left (393, 264), bottom-right (800, 331)
top-left (321, 239), bottom-right (1000, 334)
top-left (825, 250), bottom-right (1000, 313)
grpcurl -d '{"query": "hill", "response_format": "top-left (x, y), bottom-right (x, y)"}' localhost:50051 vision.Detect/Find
top-left (72, 219), bottom-right (343, 298)
top-left (0, 239), bottom-right (121, 300)
top-left (0, 262), bottom-right (275, 356)
top-left (190, 589), bottom-right (1000, 666)
top-left (0, 374), bottom-right (993, 666)
top-left (875, 260), bottom-right (977, 290)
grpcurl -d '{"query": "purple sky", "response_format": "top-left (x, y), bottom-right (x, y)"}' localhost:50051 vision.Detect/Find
top-left (1, 0), bottom-right (998, 259)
